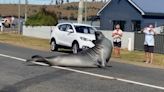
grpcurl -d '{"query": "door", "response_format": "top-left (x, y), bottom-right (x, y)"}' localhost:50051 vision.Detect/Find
top-left (113, 20), bottom-right (126, 31)
top-left (64, 24), bottom-right (75, 47)
top-left (57, 24), bottom-right (68, 46)
top-left (131, 20), bottom-right (141, 31)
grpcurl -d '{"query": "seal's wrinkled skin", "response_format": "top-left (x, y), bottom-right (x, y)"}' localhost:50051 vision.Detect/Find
top-left (27, 31), bottom-right (113, 68)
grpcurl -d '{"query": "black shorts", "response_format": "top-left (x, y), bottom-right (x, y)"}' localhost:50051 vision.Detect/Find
top-left (144, 45), bottom-right (154, 53)
top-left (113, 42), bottom-right (121, 48)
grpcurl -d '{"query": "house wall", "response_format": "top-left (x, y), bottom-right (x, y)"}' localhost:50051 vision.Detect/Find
top-left (99, 0), bottom-right (142, 31)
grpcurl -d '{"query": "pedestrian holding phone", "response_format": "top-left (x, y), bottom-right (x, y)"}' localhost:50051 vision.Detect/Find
top-left (112, 24), bottom-right (123, 58)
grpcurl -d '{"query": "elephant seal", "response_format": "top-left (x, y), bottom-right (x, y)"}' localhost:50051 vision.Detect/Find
top-left (27, 31), bottom-right (113, 68)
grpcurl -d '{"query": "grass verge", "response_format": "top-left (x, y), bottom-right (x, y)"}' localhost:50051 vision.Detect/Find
top-left (0, 32), bottom-right (164, 68)
top-left (115, 50), bottom-right (164, 68)
top-left (0, 32), bottom-right (50, 51)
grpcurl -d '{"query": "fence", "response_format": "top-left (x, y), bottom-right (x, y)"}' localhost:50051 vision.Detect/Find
top-left (23, 26), bottom-right (53, 39)
top-left (100, 31), bottom-right (134, 51)
top-left (23, 26), bottom-right (135, 50)
top-left (134, 33), bottom-right (164, 54)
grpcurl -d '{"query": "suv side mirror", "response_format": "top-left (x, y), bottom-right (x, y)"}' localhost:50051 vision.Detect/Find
top-left (67, 29), bottom-right (74, 33)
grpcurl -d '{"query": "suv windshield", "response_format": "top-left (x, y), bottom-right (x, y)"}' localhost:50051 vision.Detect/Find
top-left (74, 26), bottom-right (96, 34)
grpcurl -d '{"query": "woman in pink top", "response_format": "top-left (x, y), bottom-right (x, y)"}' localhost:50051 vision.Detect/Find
top-left (112, 24), bottom-right (123, 57)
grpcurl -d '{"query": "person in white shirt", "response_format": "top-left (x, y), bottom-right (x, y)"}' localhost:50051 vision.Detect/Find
top-left (112, 24), bottom-right (123, 57)
top-left (143, 24), bottom-right (156, 64)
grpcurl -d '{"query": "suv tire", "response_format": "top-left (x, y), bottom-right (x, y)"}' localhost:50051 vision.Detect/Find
top-left (72, 42), bottom-right (79, 54)
top-left (50, 39), bottom-right (58, 51)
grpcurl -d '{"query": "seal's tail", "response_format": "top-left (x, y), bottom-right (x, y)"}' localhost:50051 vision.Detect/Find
top-left (26, 55), bottom-right (52, 66)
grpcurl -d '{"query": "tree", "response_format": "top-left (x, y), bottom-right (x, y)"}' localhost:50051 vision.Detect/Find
top-left (25, 8), bottom-right (58, 26)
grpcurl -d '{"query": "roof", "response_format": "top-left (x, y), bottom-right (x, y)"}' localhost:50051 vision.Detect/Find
top-left (132, 0), bottom-right (164, 14)
top-left (97, 0), bottom-right (164, 16)
top-left (97, 0), bottom-right (111, 15)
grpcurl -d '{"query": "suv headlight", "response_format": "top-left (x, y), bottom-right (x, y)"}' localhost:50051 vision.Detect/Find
top-left (80, 37), bottom-right (91, 41)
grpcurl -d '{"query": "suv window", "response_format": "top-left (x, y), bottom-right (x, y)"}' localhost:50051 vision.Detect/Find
top-left (89, 27), bottom-right (95, 34)
top-left (58, 24), bottom-right (73, 32)
top-left (66, 24), bottom-right (73, 31)
top-left (74, 26), bottom-right (95, 34)
top-left (58, 24), bottom-right (67, 31)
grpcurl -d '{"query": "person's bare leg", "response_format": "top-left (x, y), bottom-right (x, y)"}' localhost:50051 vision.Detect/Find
top-left (114, 47), bottom-right (117, 57)
top-left (145, 52), bottom-right (149, 63)
top-left (148, 52), bottom-right (151, 63)
top-left (144, 52), bottom-right (146, 62)
top-left (118, 47), bottom-right (121, 57)
top-left (116, 47), bottom-right (120, 57)
top-left (150, 53), bottom-right (154, 64)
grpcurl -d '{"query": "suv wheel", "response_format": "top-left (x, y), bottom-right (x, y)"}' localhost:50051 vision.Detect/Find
top-left (72, 42), bottom-right (79, 54)
top-left (50, 40), bottom-right (58, 51)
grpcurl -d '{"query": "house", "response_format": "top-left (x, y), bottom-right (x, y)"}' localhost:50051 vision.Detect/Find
top-left (97, 0), bottom-right (164, 31)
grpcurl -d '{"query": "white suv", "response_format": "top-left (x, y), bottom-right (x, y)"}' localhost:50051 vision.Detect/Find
top-left (50, 23), bottom-right (97, 54)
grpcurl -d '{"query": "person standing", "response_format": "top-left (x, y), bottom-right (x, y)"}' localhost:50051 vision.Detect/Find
top-left (143, 24), bottom-right (156, 64)
top-left (112, 24), bottom-right (123, 58)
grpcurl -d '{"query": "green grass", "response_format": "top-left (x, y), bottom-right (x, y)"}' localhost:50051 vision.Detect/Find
top-left (120, 50), bottom-right (164, 67)
top-left (0, 32), bottom-right (50, 50)
top-left (0, 32), bottom-right (164, 67)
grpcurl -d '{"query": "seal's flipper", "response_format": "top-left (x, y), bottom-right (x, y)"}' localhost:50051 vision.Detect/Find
top-left (27, 55), bottom-right (52, 66)
top-left (32, 55), bottom-right (44, 59)
top-left (26, 55), bottom-right (41, 62)
top-left (26, 59), bottom-right (34, 62)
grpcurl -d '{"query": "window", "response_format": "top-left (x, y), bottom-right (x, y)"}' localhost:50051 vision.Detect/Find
top-left (113, 20), bottom-right (126, 31)
top-left (74, 26), bottom-right (95, 34)
top-left (89, 27), bottom-right (95, 34)
top-left (58, 24), bottom-right (67, 31)
top-left (66, 24), bottom-right (73, 31)
top-left (58, 24), bottom-right (73, 32)
top-left (132, 20), bottom-right (141, 31)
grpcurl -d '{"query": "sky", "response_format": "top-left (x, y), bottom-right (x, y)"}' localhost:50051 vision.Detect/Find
top-left (0, 0), bottom-right (95, 5)
top-left (0, 0), bottom-right (78, 5)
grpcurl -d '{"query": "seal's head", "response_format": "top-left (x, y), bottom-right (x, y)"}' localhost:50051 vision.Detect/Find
top-left (95, 31), bottom-right (104, 40)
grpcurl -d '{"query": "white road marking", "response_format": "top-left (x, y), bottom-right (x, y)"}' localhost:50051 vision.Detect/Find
top-left (0, 54), bottom-right (26, 62)
top-left (0, 53), bottom-right (164, 90)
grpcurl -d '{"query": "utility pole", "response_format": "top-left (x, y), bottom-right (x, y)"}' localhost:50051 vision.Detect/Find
top-left (18, 0), bottom-right (21, 34)
top-left (84, 0), bottom-right (87, 24)
top-left (77, 0), bottom-right (84, 23)
top-left (25, 0), bottom-right (28, 22)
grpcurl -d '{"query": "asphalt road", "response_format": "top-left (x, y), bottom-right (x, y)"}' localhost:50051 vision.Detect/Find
top-left (0, 43), bottom-right (164, 92)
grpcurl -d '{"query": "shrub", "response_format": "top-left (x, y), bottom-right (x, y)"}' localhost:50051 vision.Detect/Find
top-left (25, 8), bottom-right (58, 26)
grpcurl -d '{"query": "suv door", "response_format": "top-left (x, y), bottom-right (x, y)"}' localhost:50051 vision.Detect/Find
top-left (65, 24), bottom-right (75, 47)
top-left (57, 24), bottom-right (68, 46)
top-left (57, 24), bottom-right (75, 47)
